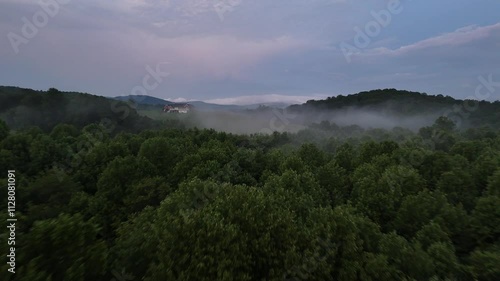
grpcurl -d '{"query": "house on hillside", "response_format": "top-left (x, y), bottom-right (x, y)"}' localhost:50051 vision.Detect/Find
top-left (163, 103), bottom-right (193, 113)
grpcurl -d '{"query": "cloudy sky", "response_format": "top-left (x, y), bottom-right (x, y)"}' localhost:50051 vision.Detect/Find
top-left (1, 0), bottom-right (499, 104)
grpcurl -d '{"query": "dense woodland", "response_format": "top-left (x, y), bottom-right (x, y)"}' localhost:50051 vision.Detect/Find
top-left (0, 87), bottom-right (499, 281)
top-left (290, 89), bottom-right (500, 129)
top-left (0, 87), bottom-right (178, 133)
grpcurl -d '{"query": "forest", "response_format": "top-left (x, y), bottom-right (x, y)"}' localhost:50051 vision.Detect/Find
top-left (0, 87), bottom-right (499, 281)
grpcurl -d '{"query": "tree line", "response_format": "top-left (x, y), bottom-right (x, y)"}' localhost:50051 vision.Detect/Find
top-left (0, 113), bottom-right (499, 280)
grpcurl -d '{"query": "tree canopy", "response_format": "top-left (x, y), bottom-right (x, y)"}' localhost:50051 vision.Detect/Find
top-left (1, 87), bottom-right (499, 280)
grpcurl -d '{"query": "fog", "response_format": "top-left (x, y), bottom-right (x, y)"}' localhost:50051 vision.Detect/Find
top-left (179, 106), bottom-right (444, 135)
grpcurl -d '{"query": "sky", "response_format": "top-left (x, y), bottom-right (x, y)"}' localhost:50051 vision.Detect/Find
top-left (1, 0), bottom-right (499, 105)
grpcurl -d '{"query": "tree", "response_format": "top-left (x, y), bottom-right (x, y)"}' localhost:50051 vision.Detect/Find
top-left (147, 180), bottom-right (301, 281)
top-left (358, 141), bottom-right (381, 164)
top-left (426, 242), bottom-right (459, 279)
top-left (486, 169), bottom-right (500, 196)
top-left (351, 163), bottom-right (406, 229)
top-left (74, 141), bottom-right (130, 193)
top-left (112, 207), bottom-right (158, 280)
top-left (419, 152), bottom-right (468, 189)
top-left (0, 132), bottom-right (33, 172)
top-left (50, 123), bottom-right (79, 140)
top-left (472, 151), bottom-right (500, 192)
top-left (297, 206), bottom-right (393, 281)
top-left (379, 165), bottom-right (425, 197)
top-left (123, 176), bottom-right (171, 213)
top-left (316, 160), bottom-right (351, 206)
top-left (378, 232), bottom-right (435, 280)
top-left (434, 116), bottom-right (456, 132)
top-left (414, 222), bottom-right (452, 250)
top-left (334, 143), bottom-right (357, 171)
top-left (1, 91), bottom-right (499, 281)
top-left (22, 171), bottom-right (82, 227)
top-left (0, 119), bottom-right (9, 140)
top-left (92, 156), bottom-right (158, 237)
top-left (280, 154), bottom-right (308, 174)
top-left (138, 137), bottom-right (185, 177)
top-left (471, 196), bottom-right (500, 246)
top-left (420, 117), bottom-right (457, 151)
top-left (468, 247), bottom-right (500, 281)
top-left (450, 140), bottom-right (487, 162)
top-left (393, 190), bottom-right (449, 238)
top-left (264, 169), bottom-right (329, 208)
top-left (436, 169), bottom-right (477, 211)
top-left (28, 134), bottom-right (60, 175)
top-left (297, 143), bottom-right (328, 168)
top-left (17, 214), bottom-right (108, 281)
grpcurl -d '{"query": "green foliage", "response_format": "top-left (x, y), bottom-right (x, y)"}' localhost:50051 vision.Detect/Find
top-left (112, 207), bottom-right (158, 280)
top-left (292, 88), bottom-right (500, 129)
top-left (138, 137), bottom-right (186, 177)
top-left (147, 181), bottom-right (301, 280)
top-left (1, 106), bottom-right (498, 280)
top-left (471, 196), bottom-right (500, 246)
top-left (21, 171), bottom-right (82, 227)
top-left (316, 160), bottom-right (351, 206)
top-left (393, 190), bottom-right (449, 237)
top-left (0, 86), bottom-right (166, 132)
top-left (486, 169), bottom-right (500, 196)
top-left (18, 214), bottom-right (108, 281)
top-left (467, 247), bottom-right (500, 281)
top-left (0, 118), bottom-right (9, 140)
top-left (434, 116), bottom-right (456, 132)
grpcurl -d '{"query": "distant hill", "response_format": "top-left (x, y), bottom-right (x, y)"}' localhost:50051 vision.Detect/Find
top-left (289, 89), bottom-right (459, 113)
top-left (114, 95), bottom-right (243, 111)
top-left (3, 86), bottom-right (500, 132)
top-left (0, 86), bottom-right (180, 132)
top-left (288, 88), bottom-right (500, 129)
top-left (115, 95), bottom-right (292, 111)
top-left (114, 95), bottom-right (167, 105)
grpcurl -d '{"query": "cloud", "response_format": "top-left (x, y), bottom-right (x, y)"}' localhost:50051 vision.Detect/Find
top-left (165, 97), bottom-right (195, 103)
top-left (162, 35), bottom-right (312, 79)
top-left (204, 93), bottom-right (328, 105)
top-left (1, 0), bottom-right (499, 101)
top-left (362, 23), bottom-right (500, 57)
top-left (334, 22), bottom-right (500, 99)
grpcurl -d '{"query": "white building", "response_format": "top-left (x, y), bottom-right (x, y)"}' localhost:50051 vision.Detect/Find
top-left (163, 103), bottom-right (193, 113)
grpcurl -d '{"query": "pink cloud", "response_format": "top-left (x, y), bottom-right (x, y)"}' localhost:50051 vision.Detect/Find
top-left (154, 35), bottom-right (312, 79)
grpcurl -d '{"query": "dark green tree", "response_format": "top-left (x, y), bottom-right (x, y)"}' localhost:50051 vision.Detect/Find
top-left (17, 214), bottom-right (108, 281)
top-left (0, 119), bottom-right (9, 140)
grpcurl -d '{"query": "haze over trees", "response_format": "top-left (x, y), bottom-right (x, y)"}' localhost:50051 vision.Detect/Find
top-left (0, 87), bottom-right (499, 281)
